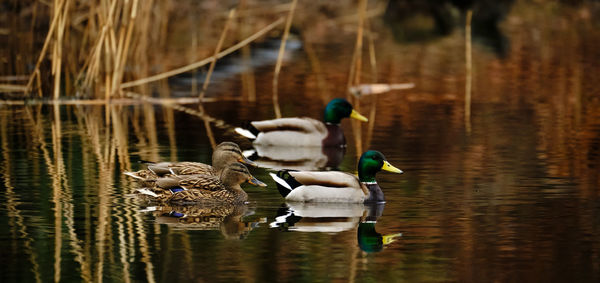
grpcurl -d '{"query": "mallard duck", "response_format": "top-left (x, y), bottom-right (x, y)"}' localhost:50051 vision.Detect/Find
top-left (235, 98), bottom-right (368, 147)
top-left (136, 162), bottom-right (266, 204)
top-left (269, 150), bottom-right (403, 203)
top-left (124, 142), bottom-right (256, 182)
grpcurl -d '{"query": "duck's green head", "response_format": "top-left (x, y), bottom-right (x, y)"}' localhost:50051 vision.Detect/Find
top-left (358, 150), bottom-right (403, 182)
top-left (323, 98), bottom-right (368, 124)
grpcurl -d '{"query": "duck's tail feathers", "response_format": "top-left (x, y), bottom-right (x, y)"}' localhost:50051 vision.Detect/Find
top-left (135, 188), bottom-right (159, 198)
top-left (235, 127), bottom-right (257, 139)
top-left (124, 171), bottom-right (144, 180)
top-left (138, 159), bottom-right (156, 165)
top-left (269, 170), bottom-right (302, 198)
top-left (235, 122), bottom-right (260, 140)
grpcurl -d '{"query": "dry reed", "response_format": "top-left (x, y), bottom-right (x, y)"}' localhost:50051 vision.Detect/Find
top-left (272, 0), bottom-right (298, 118)
top-left (199, 9), bottom-right (236, 101)
top-left (465, 10), bottom-right (473, 133)
top-left (120, 17), bottom-right (285, 89)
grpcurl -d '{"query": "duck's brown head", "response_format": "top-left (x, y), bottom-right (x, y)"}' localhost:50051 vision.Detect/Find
top-left (212, 142), bottom-right (257, 172)
top-left (219, 162), bottom-right (266, 188)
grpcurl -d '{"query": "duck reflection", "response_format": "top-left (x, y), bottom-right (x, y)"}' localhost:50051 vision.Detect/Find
top-left (141, 204), bottom-right (265, 239)
top-left (246, 144), bottom-right (345, 171)
top-left (270, 202), bottom-right (401, 252)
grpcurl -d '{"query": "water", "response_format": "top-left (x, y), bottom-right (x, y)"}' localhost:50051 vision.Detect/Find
top-left (2, 1), bottom-right (600, 282)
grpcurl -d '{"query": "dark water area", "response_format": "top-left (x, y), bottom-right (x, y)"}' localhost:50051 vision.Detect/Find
top-left (2, 1), bottom-right (600, 282)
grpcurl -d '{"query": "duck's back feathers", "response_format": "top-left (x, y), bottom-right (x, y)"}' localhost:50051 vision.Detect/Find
top-left (251, 117), bottom-right (326, 133)
top-left (178, 174), bottom-right (225, 191)
top-left (289, 171), bottom-right (362, 188)
top-left (167, 189), bottom-right (246, 204)
top-left (249, 117), bottom-right (328, 146)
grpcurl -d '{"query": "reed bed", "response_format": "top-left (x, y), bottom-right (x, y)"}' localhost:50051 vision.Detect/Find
top-left (3, 0), bottom-right (297, 100)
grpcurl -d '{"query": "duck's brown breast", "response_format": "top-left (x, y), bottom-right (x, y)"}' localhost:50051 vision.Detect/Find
top-left (322, 124), bottom-right (346, 147)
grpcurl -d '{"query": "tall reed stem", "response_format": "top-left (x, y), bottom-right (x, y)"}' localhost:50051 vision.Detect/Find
top-left (272, 0), bottom-right (297, 118)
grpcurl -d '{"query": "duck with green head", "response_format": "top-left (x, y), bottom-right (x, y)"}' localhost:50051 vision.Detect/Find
top-left (235, 98), bottom-right (368, 147)
top-left (270, 150), bottom-right (403, 203)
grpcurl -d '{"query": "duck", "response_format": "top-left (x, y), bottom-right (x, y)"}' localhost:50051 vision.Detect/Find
top-left (235, 98), bottom-right (368, 147)
top-left (136, 162), bottom-right (267, 204)
top-left (269, 150), bottom-right (403, 203)
top-left (124, 141), bottom-right (256, 183)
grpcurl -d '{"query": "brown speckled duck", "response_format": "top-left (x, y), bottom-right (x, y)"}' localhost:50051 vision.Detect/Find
top-left (124, 142), bottom-right (256, 184)
top-left (136, 163), bottom-right (266, 204)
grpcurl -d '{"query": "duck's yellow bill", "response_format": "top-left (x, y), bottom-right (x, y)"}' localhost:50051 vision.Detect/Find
top-left (248, 177), bottom-right (267, 187)
top-left (350, 109), bottom-right (368, 122)
top-left (239, 156), bottom-right (258, 167)
top-left (382, 161), bottom-right (403, 174)
top-left (382, 233), bottom-right (403, 245)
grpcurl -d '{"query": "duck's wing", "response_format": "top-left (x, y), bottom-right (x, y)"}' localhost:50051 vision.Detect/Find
top-left (289, 171), bottom-right (362, 188)
top-left (124, 169), bottom-right (158, 180)
top-left (155, 175), bottom-right (187, 189)
top-left (178, 174), bottom-right (225, 191)
top-left (251, 117), bottom-right (327, 134)
top-left (169, 162), bottom-right (214, 175)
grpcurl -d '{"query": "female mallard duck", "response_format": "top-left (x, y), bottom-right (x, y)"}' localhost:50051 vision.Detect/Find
top-left (136, 163), bottom-right (266, 204)
top-left (269, 151), bottom-right (403, 203)
top-left (235, 98), bottom-right (368, 147)
top-left (124, 142), bottom-right (256, 182)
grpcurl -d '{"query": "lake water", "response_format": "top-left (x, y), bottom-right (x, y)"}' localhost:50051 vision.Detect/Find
top-left (1, 1), bottom-right (600, 282)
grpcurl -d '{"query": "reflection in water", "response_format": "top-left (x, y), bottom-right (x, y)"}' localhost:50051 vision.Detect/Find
top-left (249, 144), bottom-right (345, 170)
top-left (357, 222), bottom-right (402, 253)
top-left (271, 202), bottom-right (402, 253)
top-left (142, 204), bottom-right (265, 240)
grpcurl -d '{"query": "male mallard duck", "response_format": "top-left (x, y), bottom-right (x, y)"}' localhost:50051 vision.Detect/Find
top-left (124, 142), bottom-right (256, 182)
top-left (235, 98), bottom-right (368, 147)
top-left (136, 163), bottom-right (266, 204)
top-left (270, 151), bottom-right (403, 203)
